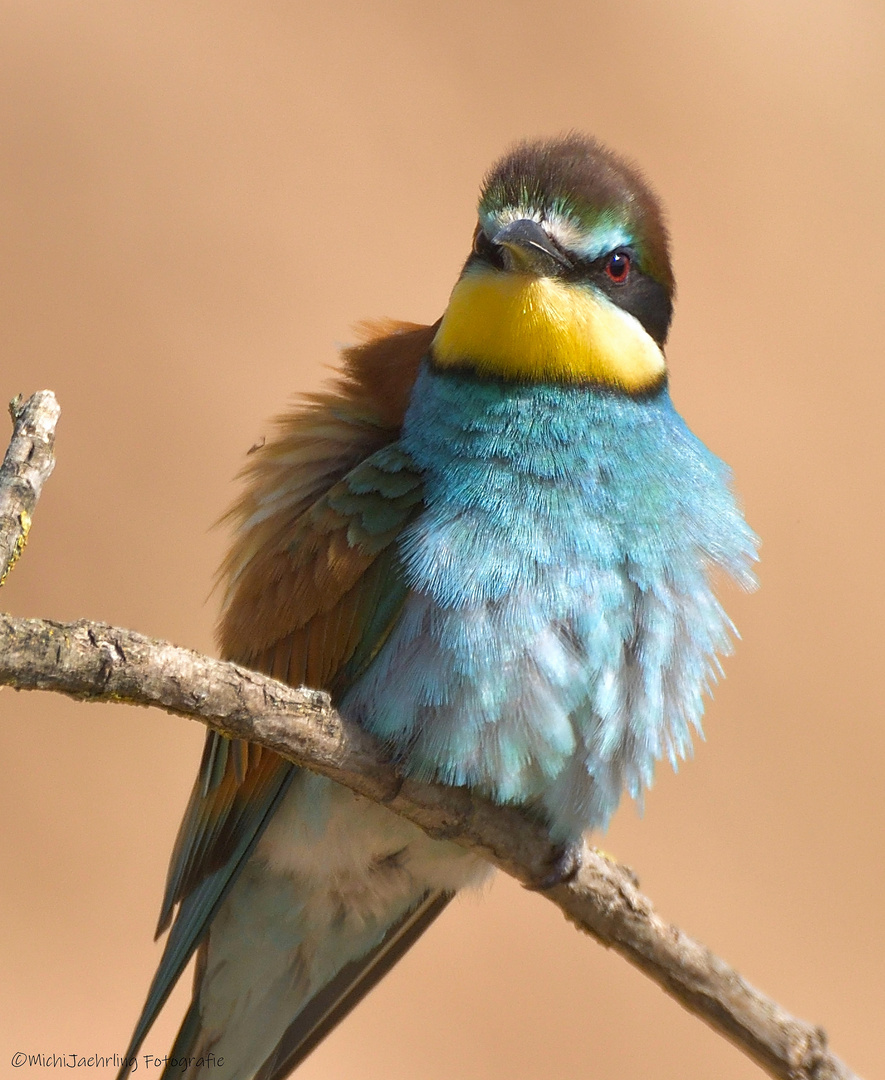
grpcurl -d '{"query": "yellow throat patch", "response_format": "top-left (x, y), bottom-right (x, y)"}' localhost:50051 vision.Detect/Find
top-left (432, 269), bottom-right (666, 391)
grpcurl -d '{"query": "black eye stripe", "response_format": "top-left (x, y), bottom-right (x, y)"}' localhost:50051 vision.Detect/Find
top-left (471, 228), bottom-right (505, 269)
top-left (555, 247), bottom-right (672, 346)
top-left (595, 270), bottom-right (673, 346)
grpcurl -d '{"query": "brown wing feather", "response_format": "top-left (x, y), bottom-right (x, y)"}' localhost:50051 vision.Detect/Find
top-left (219, 318), bottom-right (436, 659)
top-left (156, 320), bottom-right (434, 932)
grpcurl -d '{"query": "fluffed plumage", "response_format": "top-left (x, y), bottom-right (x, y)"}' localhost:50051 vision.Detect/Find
top-left (119, 135), bottom-right (757, 1080)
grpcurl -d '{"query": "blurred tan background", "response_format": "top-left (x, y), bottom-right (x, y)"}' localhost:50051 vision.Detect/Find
top-left (1, 1), bottom-right (883, 1077)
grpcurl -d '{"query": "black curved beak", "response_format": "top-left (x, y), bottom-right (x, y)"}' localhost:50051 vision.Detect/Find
top-left (491, 219), bottom-right (573, 274)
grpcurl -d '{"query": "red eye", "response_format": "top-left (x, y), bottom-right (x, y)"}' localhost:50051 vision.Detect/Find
top-left (605, 250), bottom-right (631, 284)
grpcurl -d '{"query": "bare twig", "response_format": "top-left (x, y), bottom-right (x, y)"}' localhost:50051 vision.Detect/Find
top-left (0, 615), bottom-right (859, 1080)
top-left (0, 390), bottom-right (60, 585)
top-left (0, 392), bottom-right (860, 1080)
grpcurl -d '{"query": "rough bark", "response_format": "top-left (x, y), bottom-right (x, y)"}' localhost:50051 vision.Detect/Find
top-left (0, 391), bottom-right (60, 586)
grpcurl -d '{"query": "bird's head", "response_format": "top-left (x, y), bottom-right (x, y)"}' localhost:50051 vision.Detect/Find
top-left (432, 135), bottom-right (674, 393)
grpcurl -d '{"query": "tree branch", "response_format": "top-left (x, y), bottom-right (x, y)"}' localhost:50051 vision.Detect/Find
top-left (0, 393), bottom-right (861, 1080)
top-left (0, 615), bottom-right (859, 1080)
top-left (0, 390), bottom-right (60, 585)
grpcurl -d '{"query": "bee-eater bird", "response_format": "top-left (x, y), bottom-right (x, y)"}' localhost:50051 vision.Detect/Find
top-left (120, 134), bottom-right (756, 1079)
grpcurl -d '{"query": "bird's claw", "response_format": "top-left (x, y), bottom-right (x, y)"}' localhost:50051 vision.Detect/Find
top-left (526, 841), bottom-right (583, 891)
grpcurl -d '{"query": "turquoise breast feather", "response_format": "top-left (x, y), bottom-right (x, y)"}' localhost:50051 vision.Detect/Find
top-left (344, 364), bottom-right (756, 839)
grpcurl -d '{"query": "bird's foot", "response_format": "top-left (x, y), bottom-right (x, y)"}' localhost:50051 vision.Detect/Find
top-left (526, 840), bottom-right (583, 892)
